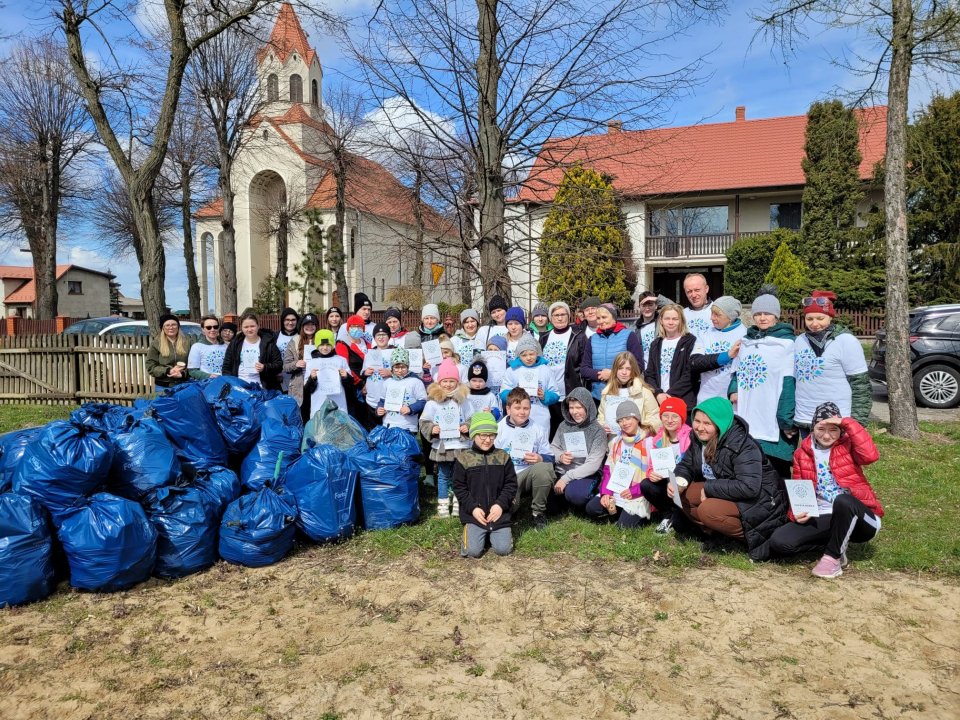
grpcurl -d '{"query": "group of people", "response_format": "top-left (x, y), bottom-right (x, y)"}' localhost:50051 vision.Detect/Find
top-left (143, 276), bottom-right (883, 578)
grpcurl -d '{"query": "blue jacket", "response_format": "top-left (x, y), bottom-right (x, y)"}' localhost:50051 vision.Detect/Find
top-left (580, 323), bottom-right (644, 399)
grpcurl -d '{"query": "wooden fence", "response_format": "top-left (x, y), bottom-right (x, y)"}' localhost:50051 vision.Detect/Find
top-left (0, 334), bottom-right (153, 406)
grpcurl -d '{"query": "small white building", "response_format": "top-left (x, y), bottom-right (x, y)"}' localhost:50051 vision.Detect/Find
top-left (195, 3), bottom-right (459, 313)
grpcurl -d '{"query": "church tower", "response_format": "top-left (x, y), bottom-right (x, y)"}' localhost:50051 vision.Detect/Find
top-left (257, 3), bottom-right (324, 121)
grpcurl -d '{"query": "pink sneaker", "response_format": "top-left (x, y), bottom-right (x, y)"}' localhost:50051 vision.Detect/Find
top-left (811, 555), bottom-right (843, 579)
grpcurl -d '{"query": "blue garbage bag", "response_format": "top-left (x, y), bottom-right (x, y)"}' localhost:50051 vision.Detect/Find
top-left (191, 465), bottom-right (240, 514)
top-left (108, 416), bottom-right (180, 501)
top-left (58, 492), bottom-right (157, 592)
top-left (285, 445), bottom-right (357, 543)
top-left (240, 396), bottom-right (302, 491)
top-left (202, 376), bottom-right (264, 456)
top-left (151, 383), bottom-right (228, 468)
top-left (351, 426), bottom-right (421, 530)
top-left (71, 403), bottom-right (135, 433)
top-left (219, 484), bottom-right (297, 567)
top-left (0, 428), bottom-right (41, 493)
top-left (13, 421), bottom-right (114, 526)
top-left (301, 400), bottom-right (367, 452)
top-left (145, 485), bottom-right (219, 579)
top-left (0, 492), bottom-right (57, 607)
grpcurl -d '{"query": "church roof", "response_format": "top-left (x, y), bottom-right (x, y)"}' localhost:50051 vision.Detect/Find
top-left (257, 2), bottom-right (317, 67)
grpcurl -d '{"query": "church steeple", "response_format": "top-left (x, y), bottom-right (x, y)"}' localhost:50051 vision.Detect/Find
top-left (258, 3), bottom-right (323, 116)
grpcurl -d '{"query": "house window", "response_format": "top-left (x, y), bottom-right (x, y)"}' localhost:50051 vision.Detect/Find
top-left (770, 202), bottom-right (802, 230)
top-left (311, 79), bottom-right (319, 106)
top-left (650, 206), bottom-right (728, 235)
top-left (350, 228), bottom-right (356, 260)
top-left (68, 281), bottom-right (83, 295)
top-left (267, 74), bottom-right (279, 102)
top-left (289, 74), bottom-right (303, 103)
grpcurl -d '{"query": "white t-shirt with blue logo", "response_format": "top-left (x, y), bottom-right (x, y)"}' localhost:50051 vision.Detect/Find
top-left (794, 332), bottom-right (867, 424)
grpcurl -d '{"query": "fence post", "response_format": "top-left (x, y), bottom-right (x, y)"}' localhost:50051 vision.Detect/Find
top-left (55, 315), bottom-right (69, 333)
top-left (5, 316), bottom-right (18, 337)
top-left (223, 313), bottom-right (238, 326)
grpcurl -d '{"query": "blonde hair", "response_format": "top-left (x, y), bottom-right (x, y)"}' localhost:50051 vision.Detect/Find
top-left (158, 331), bottom-right (187, 359)
top-left (604, 351), bottom-right (653, 397)
top-left (656, 303), bottom-right (689, 338)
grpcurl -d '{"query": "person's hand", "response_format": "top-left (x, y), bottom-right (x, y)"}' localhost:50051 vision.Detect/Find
top-left (400, 405), bottom-right (411, 415)
top-left (554, 479), bottom-right (568, 494)
top-left (209, 373), bottom-right (220, 378)
top-left (254, 361), bottom-right (265, 372)
top-left (701, 487), bottom-right (707, 503)
top-left (487, 504), bottom-right (503, 523)
top-left (472, 507), bottom-right (488, 525)
top-left (656, 393), bottom-right (669, 404)
top-left (784, 428), bottom-right (797, 439)
top-left (365, 367), bottom-right (375, 376)
top-left (459, 423), bottom-right (469, 435)
top-left (559, 451), bottom-right (573, 465)
top-left (600, 495), bottom-right (616, 514)
top-left (376, 407), bottom-right (386, 417)
top-left (619, 488), bottom-right (633, 499)
top-left (728, 340), bottom-right (741, 359)
top-left (537, 387), bottom-right (544, 400)
top-left (168, 366), bottom-right (182, 377)
top-left (310, 368), bottom-right (318, 379)
top-left (423, 361), bottom-right (431, 371)
top-left (729, 392), bottom-right (738, 404)
top-left (523, 452), bottom-right (540, 464)
top-left (339, 369), bottom-right (348, 377)
top-left (432, 425), bottom-right (440, 436)
top-left (648, 470), bottom-right (664, 482)
top-left (667, 482), bottom-right (675, 499)
top-left (598, 369), bottom-right (611, 381)
top-left (794, 512), bottom-right (811, 524)
top-left (379, 368), bottom-right (391, 378)
top-left (296, 359), bottom-right (306, 369)
top-left (820, 416), bottom-right (843, 428)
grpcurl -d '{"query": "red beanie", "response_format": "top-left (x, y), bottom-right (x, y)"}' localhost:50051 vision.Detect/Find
top-left (346, 314), bottom-right (366, 328)
top-left (803, 290), bottom-right (836, 318)
top-left (659, 397), bottom-right (687, 424)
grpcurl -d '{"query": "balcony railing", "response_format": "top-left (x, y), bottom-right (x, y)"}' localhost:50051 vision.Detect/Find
top-left (645, 231), bottom-right (768, 259)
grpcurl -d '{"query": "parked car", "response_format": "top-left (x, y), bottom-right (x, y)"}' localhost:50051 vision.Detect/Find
top-left (869, 304), bottom-right (960, 409)
top-left (64, 317), bottom-right (203, 338)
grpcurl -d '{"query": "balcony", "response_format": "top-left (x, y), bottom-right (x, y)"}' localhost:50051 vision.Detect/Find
top-left (645, 231), bottom-right (768, 260)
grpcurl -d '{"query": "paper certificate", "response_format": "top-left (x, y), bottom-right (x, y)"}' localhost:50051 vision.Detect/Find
top-left (785, 479), bottom-right (820, 517)
top-left (482, 351), bottom-right (506, 387)
top-left (510, 429), bottom-right (535, 459)
top-left (453, 337), bottom-right (475, 360)
top-left (668, 472), bottom-right (683, 508)
top-left (565, 431), bottom-right (588, 458)
top-left (407, 349), bottom-right (424, 373)
top-left (649, 447), bottom-right (676, 475)
top-left (436, 404), bottom-right (461, 439)
top-left (606, 462), bottom-right (636, 494)
top-left (518, 368), bottom-right (539, 396)
top-left (314, 366), bottom-right (342, 395)
top-left (604, 395), bottom-right (628, 427)
top-left (422, 340), bottom-right (443, 367)
top-left (384, 385), bottom-right (406, 412)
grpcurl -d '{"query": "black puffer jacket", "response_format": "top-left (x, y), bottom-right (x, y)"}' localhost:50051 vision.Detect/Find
top-left (221, 329), bottom-right (283, 391)
top-left (644, 334), bottom-right (698, 410)
top-left (674, 416), bottom-right (787, 560)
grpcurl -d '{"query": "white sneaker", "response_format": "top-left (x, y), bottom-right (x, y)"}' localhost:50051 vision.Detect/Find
top-left (451, 496), bottom-right (460, 516)
top-left (436, 496), bottom-right (450, 517)
top-left (655, 517), bottom-right (674, 534)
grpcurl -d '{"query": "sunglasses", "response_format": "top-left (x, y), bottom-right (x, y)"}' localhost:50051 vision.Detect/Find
top-left (802, 297), bottom-right (831, 308)
top-left (203, 324), bottom-right (219, 330)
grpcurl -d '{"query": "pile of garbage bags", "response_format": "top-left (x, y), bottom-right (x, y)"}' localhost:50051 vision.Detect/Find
top-left (0, 386), bottom-right (422, 608)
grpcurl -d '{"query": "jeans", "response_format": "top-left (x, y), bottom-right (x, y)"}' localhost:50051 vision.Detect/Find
top-left (436, 460), bottom-right (454, 501)
top-left (461, 523), bottom-right (513, 558)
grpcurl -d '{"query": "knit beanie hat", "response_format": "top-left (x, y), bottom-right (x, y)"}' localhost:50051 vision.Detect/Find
top-left (659, 397), bottom-right (688, 424)
top-left (487, 295), bottom-right (509, 313)
top-left (469, 411), bottom-right (499, 438)
top-left (516, 335), bottom-right (541, 357)
top-left (712, 296), bottom-right (742, 322)
top-left (693, 397), bottom-right (735, 437)
top-left (403, 333), bottom-right (422, 349)
top-left (505, 307), bottom-right (526, 326)
top-left (579, 296), bottom-right (601, 310)
top-left (439, 338), bottom-right (455, 354)
top-left (372, 322), bottom-right (390, 339)
top-left (812, 401), bottom-right (841, 427)
top-left (326, 306), bottom-right (343, 320)
top-left (384, 307), bottom-right (402, 323)
top-left (460, 308), bottom-right (480, 324)
top-left (346, 314), bottom-right (366, 328)
top-left (390, 347), bottom-right (410, 366)
top-left (354, 293), bottom-right (372, 312)
top-left (487, 335), bottom-right (508, 351)
top-left (531, 302), bottom-right (549, 320)
top-left (159, 313), bottom-right (180, 326)
top-left (804, 290), bottom-right (837, 318)
top-left (436, 358), bottom-right (460, 382)
top-left (220, 321), bottom-right (237, 334)
top-left (548, 301), bottom-right (570, 319)
top-left (616, 400), bottom-right (641, 421)
top-left (421, 303), bottom-right (440, 321)
top-left (315, 329), bottom-right (335, 346)
top-left (468, 360), bottom-right (488, 382)
top-left (752, 284), bottom-right (781, 319)
top-left (601, 303), bottom-right (618, 319)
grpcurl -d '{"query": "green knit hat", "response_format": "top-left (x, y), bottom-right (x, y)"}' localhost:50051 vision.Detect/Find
top-left (693, 397), bottom-right (735, 437)
top-left (469, 412), bottom-right (499, 438)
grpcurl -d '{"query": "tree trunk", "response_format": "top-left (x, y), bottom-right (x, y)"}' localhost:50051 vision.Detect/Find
top-left (36, 140), bottom-right (59, 319)
top-left (413, 166), bottom-right (425, 294)
top-left (883, 0), bottom-right (919, 439)
top-left (180, 162), bottom-right (201, 318)
top-left (275, 213), bottom-right (288, 286)
top-left (129, 179), bottom-right (167, 330)
top-left (475, 0), bottom-right (511, 305)
top-left (331, 158), bottom-right (350, 304)
top-left (218, 146), bottom-right (239, 314)
top-left (458, 194), bottom-right (476, 305)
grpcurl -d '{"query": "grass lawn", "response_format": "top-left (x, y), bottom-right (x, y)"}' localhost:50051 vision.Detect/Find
top-left (1, 403), bottom-right (956, 575)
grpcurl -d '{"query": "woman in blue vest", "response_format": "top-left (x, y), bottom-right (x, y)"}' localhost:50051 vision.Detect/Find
top-left (580, 304), bottom-right (645, 401)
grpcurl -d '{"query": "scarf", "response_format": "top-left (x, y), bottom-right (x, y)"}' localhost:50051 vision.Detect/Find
top-left (805, 327), bottom-right (833, 358)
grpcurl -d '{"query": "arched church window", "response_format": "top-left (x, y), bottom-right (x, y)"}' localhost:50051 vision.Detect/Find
top-left (267, 74), bottom-right (279, 102)
top-left (311, 80), bottom-right (319, 107)
top-left (350, 228), bottom-right (356, 260)
top-left (289, 74), bottom-right (303, 103)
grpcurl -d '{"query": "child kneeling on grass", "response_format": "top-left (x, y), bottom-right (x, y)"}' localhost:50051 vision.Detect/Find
top-left (420, 359), bottom-right (470, 518)
top-left (765, 402), bottom-right (883, 579)
top-left (453, 412), bottom-right (518, 558)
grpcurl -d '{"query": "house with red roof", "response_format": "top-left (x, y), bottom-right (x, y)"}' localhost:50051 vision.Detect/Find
top-left (0, 265), bottom-right (114, 318)
top-left (507, 105), bottom-right (886, 306)
top-left (194, 3), bottom-right (458, 313)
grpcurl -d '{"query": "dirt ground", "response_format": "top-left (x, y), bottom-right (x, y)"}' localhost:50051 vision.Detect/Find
top-left (1, 546), bottom-right (958, 720)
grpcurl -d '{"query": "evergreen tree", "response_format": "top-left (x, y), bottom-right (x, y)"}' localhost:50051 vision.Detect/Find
top-left (800, 100), bottom-right (864, 267)
top-left (286, 210), bottom-right (330, 313)
top-left (537, 165), bottom-right (634, 308)
top-left (763, 241), bottom-right (807, 308)
top-left (724, 229), bottom-right (798, 302)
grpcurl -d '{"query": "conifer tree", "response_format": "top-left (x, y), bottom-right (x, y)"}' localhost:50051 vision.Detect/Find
top-left (764, 241), bottom-right (807, 308)
top-left (537, 166), bottom-right (634, 308)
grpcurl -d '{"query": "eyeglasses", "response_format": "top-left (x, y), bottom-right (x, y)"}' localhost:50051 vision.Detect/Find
top-left (802, 297), bottom-right (831, 308)
top-left (284, 317), bottom-right (298, 323)
top-left (203, 324), bottom-right (219, 330)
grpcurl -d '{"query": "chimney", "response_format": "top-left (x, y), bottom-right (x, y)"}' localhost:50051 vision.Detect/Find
top-left (607, 120), bottom-right (623, 134)
top-left (735, 106), bottom-right (746, 122)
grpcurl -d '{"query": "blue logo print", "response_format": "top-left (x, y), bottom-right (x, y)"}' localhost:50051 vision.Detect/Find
top-left (737, 353), bottom-right (768, 390)
top-left (795, 348), bottom-right (824, 382)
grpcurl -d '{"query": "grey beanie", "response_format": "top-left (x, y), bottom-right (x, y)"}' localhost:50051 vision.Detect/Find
top-left (516, 335), bottom-right (541, 357)
top-left (548, 301), bottom-right (571, 319)
top-left (404, 333), bottom-right (422, 349)
top-left (421, 303), bottom-right (440, 321)
top-left (532, 302), bottom-right (549, 319)
top-left (752, 284), bottom-right (781, 319)
top-left (460, 308), bottom-right (480, 324)
top-left (713, 296), bottom-right (742, 322)
top-left (615, 399), bottom-right (641, 421)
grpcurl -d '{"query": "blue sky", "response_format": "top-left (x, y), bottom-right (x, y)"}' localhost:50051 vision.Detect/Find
top-left (0, 0), bottom-right (955, 310)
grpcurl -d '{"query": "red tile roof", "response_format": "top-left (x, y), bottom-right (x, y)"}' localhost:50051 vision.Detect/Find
top-left (2, 264), bottom-right (113, 304)
top-left (516, 106), bottom-right (888, 204)
top-left (257, 3), bottom-right (317, 67)
top-left (194, 197), bottom-right (223, 219)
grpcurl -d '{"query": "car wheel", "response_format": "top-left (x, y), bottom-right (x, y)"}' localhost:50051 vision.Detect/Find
top-left (913, 364), bottom-right (960, 409)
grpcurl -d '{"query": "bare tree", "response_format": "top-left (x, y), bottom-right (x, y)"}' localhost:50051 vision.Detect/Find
top-left (0, 37), bottom-right (91, 318)
top-left (349, 0), bottom-right (714, 305)
top-left (56, 0), bottom-right (337, 331)
top-left (92, 170), bottom-right (177, 263)
top-left (755, 0), bottom-right (960, 439)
